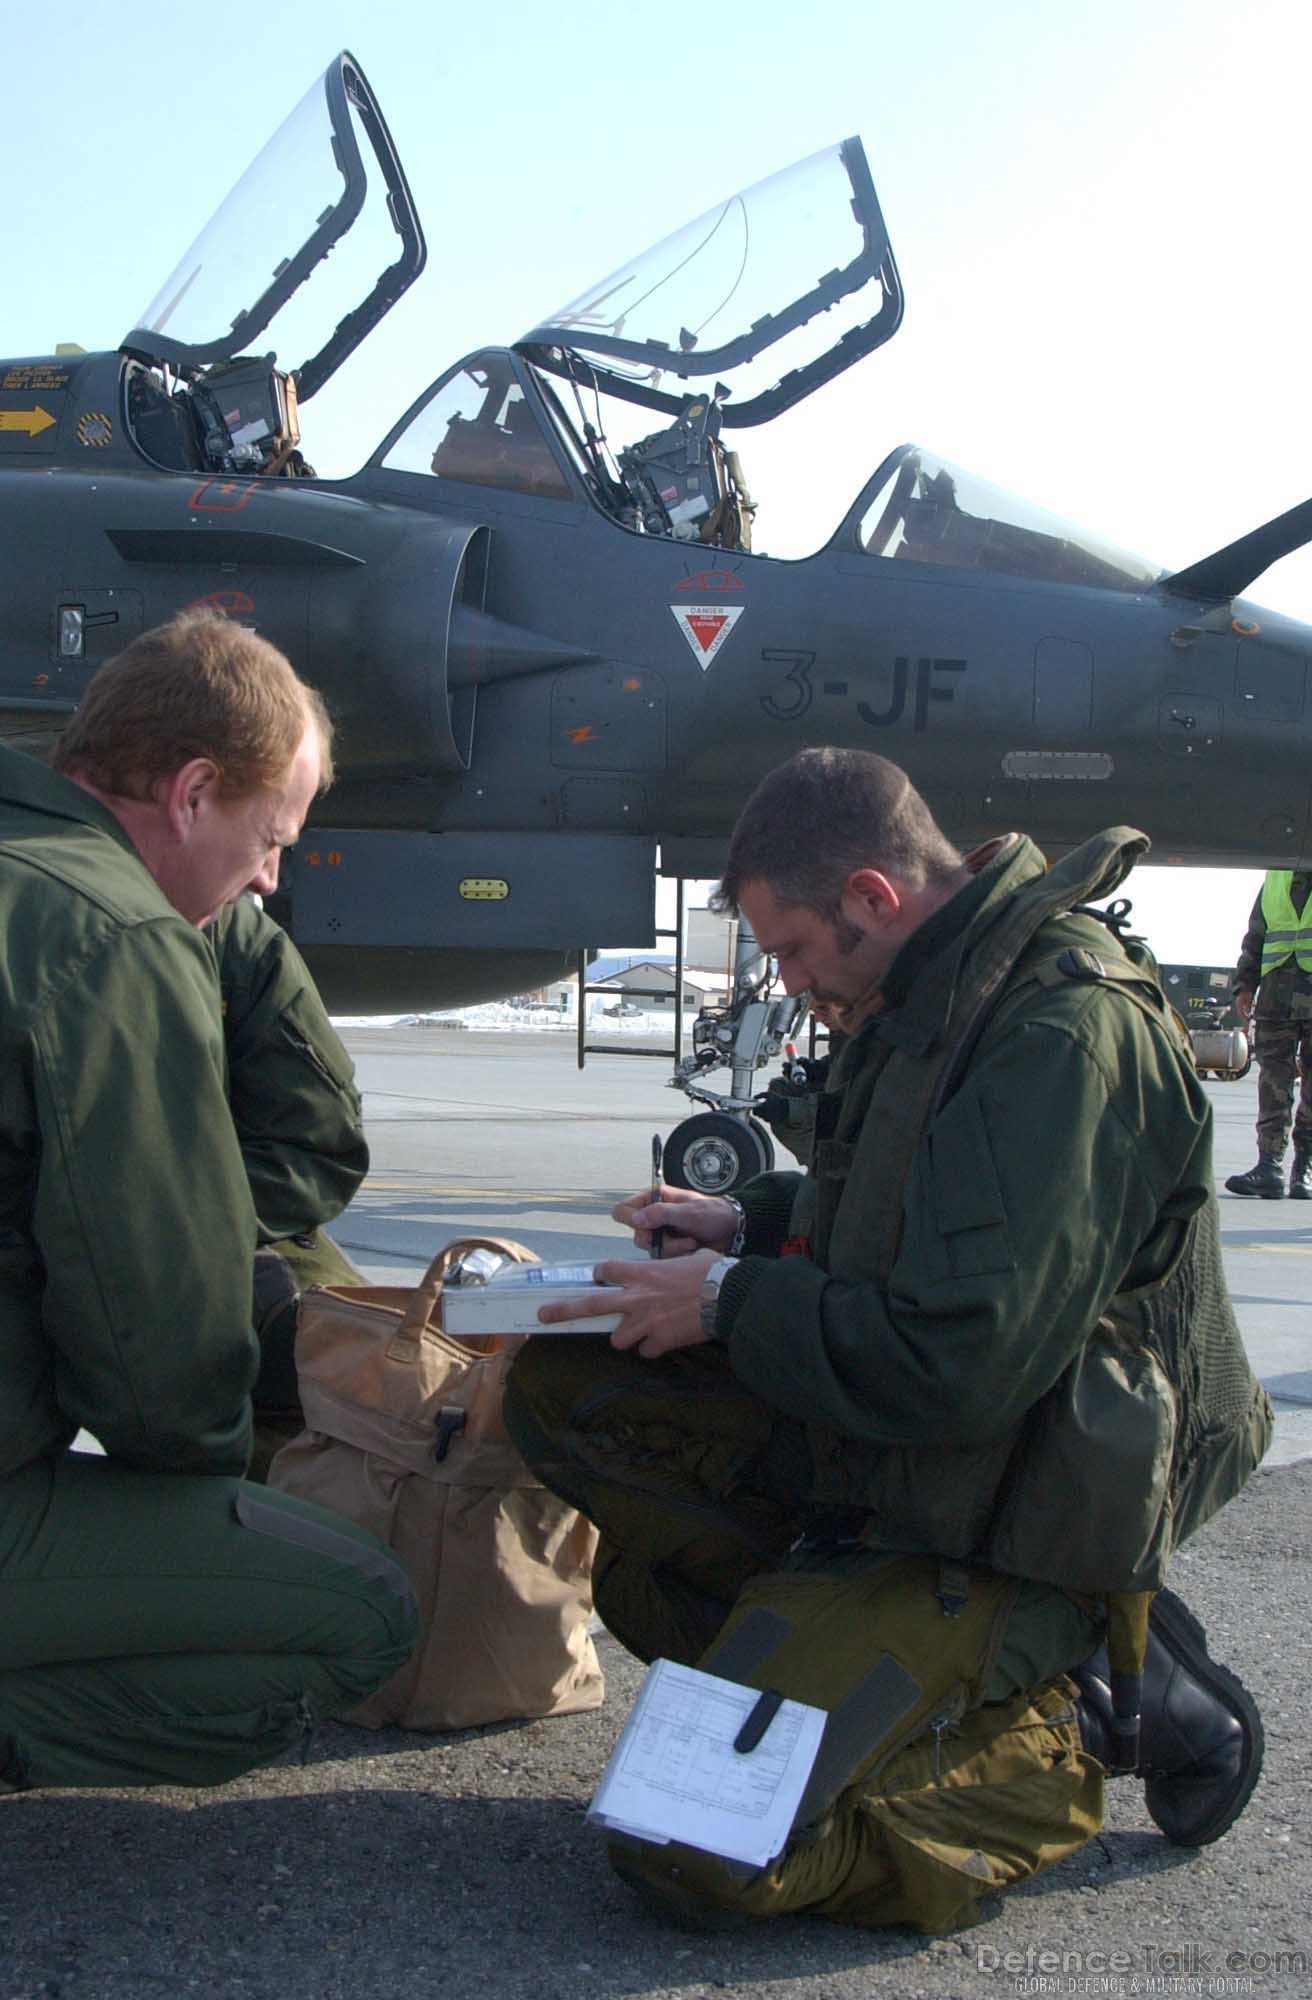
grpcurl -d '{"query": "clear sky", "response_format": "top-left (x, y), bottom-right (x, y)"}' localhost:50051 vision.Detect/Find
top-left (8, 0), bottom-right (1310, 966)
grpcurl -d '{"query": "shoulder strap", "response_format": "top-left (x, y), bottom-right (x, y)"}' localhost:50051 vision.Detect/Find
top-left (933, 933), bottom-right (1177, 1124)
top-left (400, 1235), bottom-right (539, 1342)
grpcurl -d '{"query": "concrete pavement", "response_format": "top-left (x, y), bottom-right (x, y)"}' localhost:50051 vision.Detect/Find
top-left (1, 1029), bottom-right (1308, 1999)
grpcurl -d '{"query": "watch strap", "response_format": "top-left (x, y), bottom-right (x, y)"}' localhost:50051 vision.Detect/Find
top-left (699, 1255), bottom-right (738, 1339)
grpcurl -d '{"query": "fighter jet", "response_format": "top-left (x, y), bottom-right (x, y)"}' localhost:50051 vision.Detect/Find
top-left (2, 50), bottom-right (1310, 1015)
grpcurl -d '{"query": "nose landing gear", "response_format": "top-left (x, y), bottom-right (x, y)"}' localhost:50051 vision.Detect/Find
top-left (663, 916), bottom-right (808, 1195)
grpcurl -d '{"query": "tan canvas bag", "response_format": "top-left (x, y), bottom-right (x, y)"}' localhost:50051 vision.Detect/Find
top-left (268, 1236), bottom-right (603, 1730)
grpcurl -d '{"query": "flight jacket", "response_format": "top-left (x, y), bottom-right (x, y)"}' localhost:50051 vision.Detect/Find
top-left (714, 827), bottom-right (1269, 1573)
top-left (209, 897), bottom-right (368, 1249)
top-left (0, 745), bottom-right (258, 1478)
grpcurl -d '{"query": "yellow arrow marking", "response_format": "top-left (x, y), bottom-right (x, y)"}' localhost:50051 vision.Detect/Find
top-left (0, 405), bottom-right (56, 437)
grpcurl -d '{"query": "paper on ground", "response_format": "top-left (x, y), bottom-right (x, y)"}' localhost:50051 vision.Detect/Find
top-left (587, 1658), bottom-right (826, 1869)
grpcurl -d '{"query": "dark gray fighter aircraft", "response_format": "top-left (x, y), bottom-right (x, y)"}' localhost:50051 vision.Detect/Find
top-left (3, 51), bottom-right (1311, 1018)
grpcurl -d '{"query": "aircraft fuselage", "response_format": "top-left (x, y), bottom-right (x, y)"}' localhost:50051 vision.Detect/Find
top-left (3, 345), bottom-right (1307, 1010)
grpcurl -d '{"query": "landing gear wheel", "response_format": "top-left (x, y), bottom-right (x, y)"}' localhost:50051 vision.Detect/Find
top-left (663, 1113), bottom-right (774, 1195)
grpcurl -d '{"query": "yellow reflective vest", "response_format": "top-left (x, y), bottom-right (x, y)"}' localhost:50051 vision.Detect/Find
top-left (1259, 872), bottom-right (1312, 977)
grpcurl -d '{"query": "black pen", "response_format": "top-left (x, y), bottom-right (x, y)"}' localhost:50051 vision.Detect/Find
top-left (650, 1133), bottom-right (665, 1259)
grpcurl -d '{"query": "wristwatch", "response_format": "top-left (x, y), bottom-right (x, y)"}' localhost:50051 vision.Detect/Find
top-left (699, 1255), bottom-right (739, 1339)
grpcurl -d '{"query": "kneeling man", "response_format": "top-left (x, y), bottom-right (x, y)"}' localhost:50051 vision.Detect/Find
top-left (507, 747), bottom-right (1269, 1933)
top-left (0, 612), bottom-right (416, 1791)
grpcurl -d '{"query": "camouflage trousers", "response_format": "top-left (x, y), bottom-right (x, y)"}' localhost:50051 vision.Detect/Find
top-left (1253, 1015), bottom-right (1312, 1155)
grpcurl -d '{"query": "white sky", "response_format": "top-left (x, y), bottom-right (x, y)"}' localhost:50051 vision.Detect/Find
top-left (6, 0), bottom-right (1308, 969)
top-left (649, 862), bottom-right (1260, 973)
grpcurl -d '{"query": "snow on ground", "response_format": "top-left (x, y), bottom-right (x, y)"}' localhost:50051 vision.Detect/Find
top-left (331, 1001), bottom-right (682, 1036)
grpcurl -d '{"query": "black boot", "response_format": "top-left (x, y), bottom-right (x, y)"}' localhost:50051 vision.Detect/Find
top-left (1073, 1588), bottom-right (1263, 1846)
top-left (1290, 1147), bottom-right (1312, 1199)
top-left (1224, 1153), bottom-right (1286, 1199)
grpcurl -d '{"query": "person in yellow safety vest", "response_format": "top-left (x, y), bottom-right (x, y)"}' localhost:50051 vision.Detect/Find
top-left (1226, 869), bottom-right (1312, 1198)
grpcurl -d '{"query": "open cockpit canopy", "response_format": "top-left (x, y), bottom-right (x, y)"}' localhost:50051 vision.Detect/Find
top-left (121, 51), bottom-right (424, 404)
top-left (517, 139), bottom-right (900, 429)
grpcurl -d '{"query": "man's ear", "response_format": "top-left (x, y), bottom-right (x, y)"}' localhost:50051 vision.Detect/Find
top-left (843, 867), bottom-right (902, 923)
top-left (160, 758), bottom-right (222, 838)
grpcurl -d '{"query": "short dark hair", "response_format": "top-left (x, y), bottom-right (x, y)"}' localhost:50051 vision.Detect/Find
top-left (712, 747), bottom-right (962, 915)
top-left (53, 610), bottom-right (333, 802)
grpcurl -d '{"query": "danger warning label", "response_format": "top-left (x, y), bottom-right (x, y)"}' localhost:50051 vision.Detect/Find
top-left (670, 602), bottom-right (744, 671)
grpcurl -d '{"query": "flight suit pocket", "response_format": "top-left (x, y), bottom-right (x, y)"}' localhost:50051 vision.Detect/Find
top-left (278, 988), bottom-right (360, 1097)
top-left (812, 1138), bottom-right (856, 1255)
top-left (926, 1095), bottom-right (1015, 1279)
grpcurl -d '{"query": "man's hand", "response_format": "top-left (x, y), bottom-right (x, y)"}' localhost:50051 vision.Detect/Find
top-left (612, 1183), bottom-right (739, 1258)
top-left (1235, 989), bottom-right (1255, 1026)
top-left (537, 1248), bottom-right (719, 1358)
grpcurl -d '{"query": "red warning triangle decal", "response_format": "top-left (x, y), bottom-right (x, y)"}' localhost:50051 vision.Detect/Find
top-left (670, 602), bottom-right (744, 671)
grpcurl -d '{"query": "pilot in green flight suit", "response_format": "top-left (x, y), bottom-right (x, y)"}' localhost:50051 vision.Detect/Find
top-left (506, 748), bottom-right (1270, 1934)
top-left (0, 612), bottom-right (416, 1792)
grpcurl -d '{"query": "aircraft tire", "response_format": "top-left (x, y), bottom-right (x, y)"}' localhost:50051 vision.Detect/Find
top-left (662, 1112), bottom-right (773, 1196)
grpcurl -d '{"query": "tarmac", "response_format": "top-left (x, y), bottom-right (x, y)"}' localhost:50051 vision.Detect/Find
top-left (1, 1028), bottom-right (1308, 2000)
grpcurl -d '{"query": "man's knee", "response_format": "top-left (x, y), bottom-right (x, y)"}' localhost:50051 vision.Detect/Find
top-left (601, 1561), bottom-right (1104, 1933)
top-left (503, 1333), bottom-right (627, 1476)
top-left (607, 1834), bottom-right (785, 1928)
top-left (504, 1338), bottom-right (762, 1508)
top-left (606, 1677), bottom-right (1102, 1934)
top-left (232, 1484), bottom-right (418, 1703)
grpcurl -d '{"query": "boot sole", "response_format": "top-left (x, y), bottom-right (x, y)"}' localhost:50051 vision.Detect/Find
top-left (1147, 1587), bottom-right (1264, 1845)
top-left (1223, 1184), bottom-right (1284, 1199)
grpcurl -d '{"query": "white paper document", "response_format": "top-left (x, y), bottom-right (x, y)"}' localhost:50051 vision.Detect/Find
top-left (587, 1658), bottom-right (827, 1869)
top-left (442, 1261), bottom-right (631, 1337)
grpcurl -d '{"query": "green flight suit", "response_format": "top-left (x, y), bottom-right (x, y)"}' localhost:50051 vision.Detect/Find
top-left (507, 828), bottom-right (1267, 1929)
top-left (210, 897), bottom-right (370, 1473)
top-left (0, 746), bottom-right (416, 1791)
top-left (210, 897), bottom-right (369, 1295)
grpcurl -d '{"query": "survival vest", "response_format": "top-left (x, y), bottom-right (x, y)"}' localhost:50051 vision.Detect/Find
top-left (790, 828), bottom-right (1272, 1595)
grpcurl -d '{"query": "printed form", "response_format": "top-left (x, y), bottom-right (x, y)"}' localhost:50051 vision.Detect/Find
top-left (588, 1658), bottom-right (827, 1869)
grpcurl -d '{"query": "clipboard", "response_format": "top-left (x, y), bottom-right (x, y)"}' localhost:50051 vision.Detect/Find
top-left (587, 1658), bottom-right (826, 1869)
